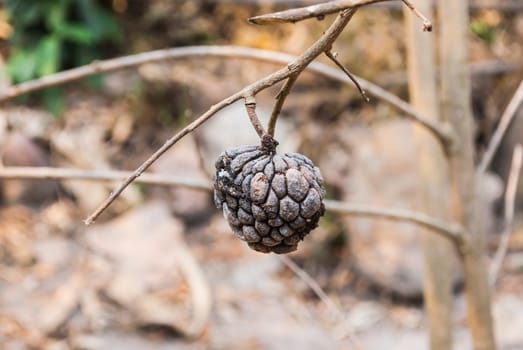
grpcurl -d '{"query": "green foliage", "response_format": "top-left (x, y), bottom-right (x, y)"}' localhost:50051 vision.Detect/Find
top-left (470, 19), bottom-right (496, 46)
top-left (5, 0), bottom-right (122, 114)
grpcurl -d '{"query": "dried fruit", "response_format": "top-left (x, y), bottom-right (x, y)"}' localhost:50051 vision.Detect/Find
top-left (213, 138), bottom-right (325, 254)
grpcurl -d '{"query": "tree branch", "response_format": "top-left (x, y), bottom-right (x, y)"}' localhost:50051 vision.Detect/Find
top-left (489, 144), bottom-right (523, 288)
top-left (0, 166), bottom-right (465, 241)
top-left (244, 95), bottom-right (266, 137)
top-left (248, 0), bottom-right (432, 30)
top-left (325, 200), bottom-right (464, 243)
top-left (249, 0), bottom-right (392, 24)
top-left (478, 79), bottom-right (523, 174)
top-left (325, 50), bottom-right (369, 102)
top-left (83, 9), bottom-right (357, 224)
top-left (0, 166), bottom-right (211, 190)
top-left (0, 45), bottom-right (454, 146)
top-left (0, 5), bottom-right (446, 223)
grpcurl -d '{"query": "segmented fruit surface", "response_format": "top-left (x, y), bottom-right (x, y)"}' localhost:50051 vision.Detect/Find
top-left (213, 145), bottom-right (325, 254)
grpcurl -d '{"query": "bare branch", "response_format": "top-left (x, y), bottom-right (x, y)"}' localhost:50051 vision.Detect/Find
top-left (83, 10), bottom-right (357, 224)
top-left (478, 79), bottom-right (523, 174)
top-left (0, 45), bottom-right (452, 145)
top-left (0, 166), bottom-right (464, 242)
top-left (268, 75), bottom-right (298, 137)
top-left (248, 0), bottom-right (389, 24)
top-left (244, 95), bottom-right (266, 137)
top-left (325, 200), bottom-right (465, 242)
top-left (278, 255), bottom-right (364, 349)
top-left (0, 166), bottom-right (212, 190)
top-left (489, 144), bottom-right (523, 288)
top-left (248, 0), bottom-right (432, 28)
top-left (325, 50), bottom-right (369, 102)
top-left (401, 0), bottom-right (432, 31)
top-left (83, 93), bottom-right (243, 225)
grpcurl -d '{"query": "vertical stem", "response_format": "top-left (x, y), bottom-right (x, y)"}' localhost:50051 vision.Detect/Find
top-left (404, 2), bottom-right (454, 349)
top-left (268, 75), bottom-right (298, 137)
top-left (245, 96), bottom-right (266, 138)
top-left (438, 1), bottom-right (496, 349)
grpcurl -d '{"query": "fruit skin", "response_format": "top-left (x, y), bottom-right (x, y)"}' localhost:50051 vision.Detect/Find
top-left (213, 144), bottom-right (325, 254)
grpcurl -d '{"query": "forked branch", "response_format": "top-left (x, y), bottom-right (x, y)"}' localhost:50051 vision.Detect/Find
top-left (84, 9), bottom-right (358, 224)
top-left (0, 1), bottom-right (438, 224)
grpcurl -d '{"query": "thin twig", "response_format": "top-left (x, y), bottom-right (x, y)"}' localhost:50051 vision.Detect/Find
top-left (0, 166), bottom-right (464, 241)
top-left (248, 0), bottom-right (432, 28)
top-left (0, 166), bottom-right (212, 190)
top-left (325, 50), bottom-right (370, 102)
top-left (401, 0), bottom-right (432, 31)
top-left (244, 95), bottom-right (266, 137)
top-left (83, 94), bottom-right (243, 225)
top-left (489, 144), bottom-right (523, 288)
top-left (325, 200), bottom-right (465, 242)
top-left (0, 45), bottom-right (451, 145)
top-left (478, 79), bottom-right (523, 174)
top-left (268, 75), bottom-right (298, 137)
top-left (249, 0), bottom-right (391, 24)
top-left (278, 255), bottom-right (364, 349)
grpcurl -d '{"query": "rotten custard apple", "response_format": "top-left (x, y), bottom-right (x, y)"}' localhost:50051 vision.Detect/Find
top-left (213, 142), bottom-right (326, 254)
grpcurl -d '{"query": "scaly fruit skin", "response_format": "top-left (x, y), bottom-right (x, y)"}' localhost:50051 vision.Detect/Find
top-left (213, 144), bottom-right (325, 254)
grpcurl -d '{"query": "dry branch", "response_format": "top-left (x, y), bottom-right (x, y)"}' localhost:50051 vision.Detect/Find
top-left (0, 2), bottom-right (447, 225)
top-left (325, 50), bottom-right (369, 102)
top-left (0, 166), bottom-right (211, 190)
top-left (248, 0), bottom-right (389, 24)
top-left (489, 144), bottom-right (523, 287)
top-left (478, 79), bottom-right (523, 174)
top-left (83, 9), bottom-right (359, 224)
top-left (0, 46), bottom-right (452, 145)
top-left (248, 0), bottom-right (431, 30)
top-left (0, 166), bottom-right (464, 241)
top-left (244, 96), bottom-right (266, 137)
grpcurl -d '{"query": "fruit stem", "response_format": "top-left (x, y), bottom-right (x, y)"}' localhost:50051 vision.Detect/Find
top-left (259, 134), bottom-right (279, 154)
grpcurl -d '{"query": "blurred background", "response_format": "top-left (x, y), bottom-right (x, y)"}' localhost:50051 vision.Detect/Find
top-left (0, 0), bottom-right (522, 349)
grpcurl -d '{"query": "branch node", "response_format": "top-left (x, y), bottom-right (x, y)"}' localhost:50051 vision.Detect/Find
top-left (401, 0), bottom-right (433, 32)
top-left (245, 95), bottom-right (256, 106)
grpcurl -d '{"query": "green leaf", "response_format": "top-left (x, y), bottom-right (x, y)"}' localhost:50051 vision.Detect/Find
top-left (36, 35), bottom-right (61, 76)
top-left (47, 0), bottom-right (67, 31)
top-left (42, 87), bottom-right (65, 116)
top-left (6, 49), bottom-right (38, 83)
top-left (55, 23), bottom-right (95, 44)
top-left (470, 20), bottom-right (496, 45)
top-left (77, 0), bottom-right (122, 42)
